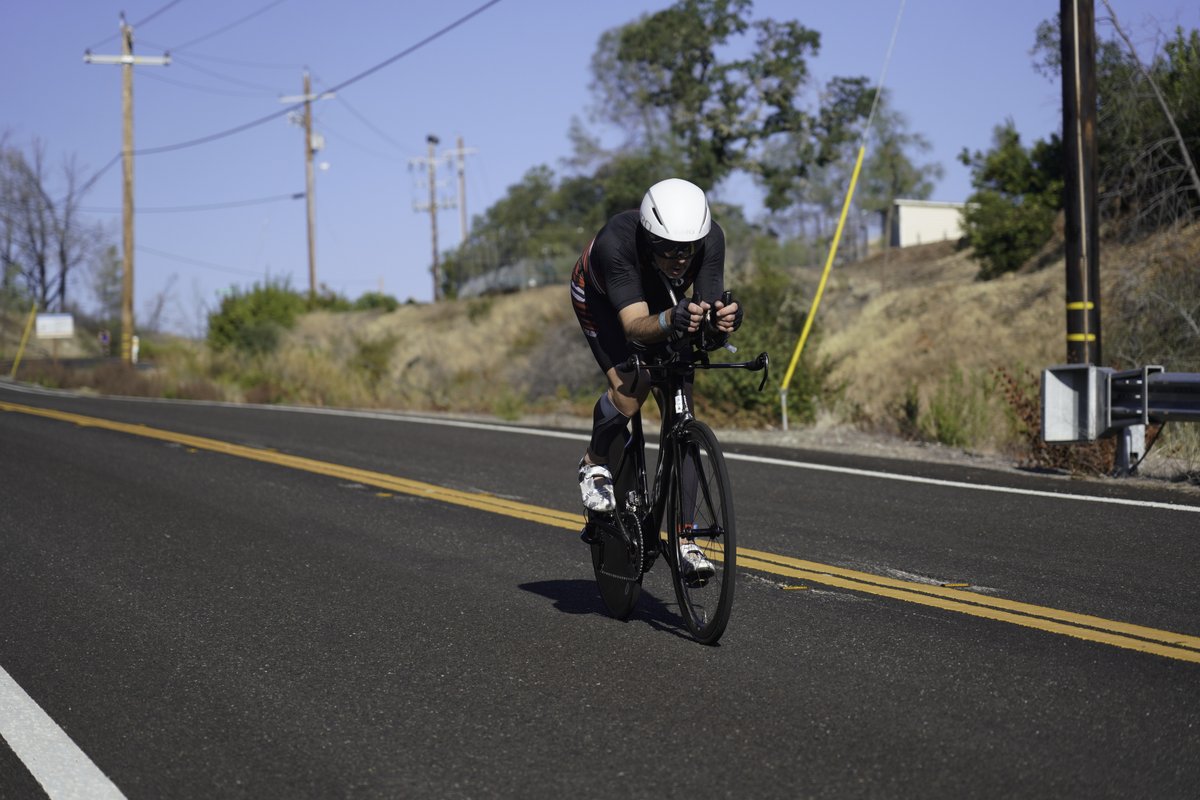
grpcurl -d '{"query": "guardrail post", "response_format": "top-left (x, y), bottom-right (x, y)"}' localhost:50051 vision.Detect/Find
top-left (1114, 424), bottom-right (1145, 477)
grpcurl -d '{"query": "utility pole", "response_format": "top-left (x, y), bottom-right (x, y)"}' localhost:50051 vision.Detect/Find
top-left (444, 136), bottom-right (478, 245)
top-left (84, 15), bottom-right (169, 364)
top-left (280, 73), bottom-right (333, 303)
top-left (410, 135), bottom-right (455, 301)
top-left (427, 135), bottom-right (439, 299)
top-left (1061, 0), bottom-right (1101, 365)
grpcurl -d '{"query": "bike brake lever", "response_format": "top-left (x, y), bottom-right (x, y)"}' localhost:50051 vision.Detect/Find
top-left (756, 352), bottom-right (770, 392)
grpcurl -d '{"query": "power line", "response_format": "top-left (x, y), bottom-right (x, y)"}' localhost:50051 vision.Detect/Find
top-left (74, 0), bottom-right (504, 187)
top-left (170, 55), bottom-right (286, 93)
top-left (323, 0), bottom-right (502, 96)
top-left (166, 0), bottom-right (290, 52)
top-left (135, 0), bottom-right (504, 157)
top-left (333, 93), bottom-right (406, 153)
top-left (140, 69), bottom-right (273, 99)
top-left (137, 245), bottom-right (267, 278)
top-left (84, 0), bottom-right (188, 51)
top-left (82, 192), bottom-right (303, 214)
top-left (133, 0), bottom-right (188, 29)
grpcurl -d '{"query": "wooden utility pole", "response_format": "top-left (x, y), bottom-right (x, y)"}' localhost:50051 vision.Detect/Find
top-left (446, 136), bottom-right (477, 245)
top-left (427, 134), bottom-right (441, 300)
top-left (303, 73), bottom-right (317, 302)
top-left (280, 74), bottom-right (333, 303)
top-left (84, 15), bottom-right (169, 364)
top-left (1061, 0), bottom-right (1101, 365)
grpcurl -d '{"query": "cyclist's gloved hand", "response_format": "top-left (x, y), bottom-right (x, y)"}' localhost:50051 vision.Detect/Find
top-left (670, 295), bottom-right (700, 339)
top-left (712, 298), bottom-right (744, 333)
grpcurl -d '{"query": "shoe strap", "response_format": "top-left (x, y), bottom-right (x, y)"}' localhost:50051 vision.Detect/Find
top-left (580, 463), bottom-right (612, 482)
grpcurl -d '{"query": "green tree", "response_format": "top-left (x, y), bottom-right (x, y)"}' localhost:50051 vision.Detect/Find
top-left (1032, 16), bottom-right (1200, 236)
top-left (958, 122), bottom-right (1064, 279)
top-left (587, 0), bottom-right (867, 193)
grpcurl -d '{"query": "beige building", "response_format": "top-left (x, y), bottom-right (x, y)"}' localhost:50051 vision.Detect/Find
top-left (889, 199), bottom-right (967, 248)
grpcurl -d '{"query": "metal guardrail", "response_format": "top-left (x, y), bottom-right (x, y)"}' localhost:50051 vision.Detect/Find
top-left (1042, 364), bottom-right (1200, 475)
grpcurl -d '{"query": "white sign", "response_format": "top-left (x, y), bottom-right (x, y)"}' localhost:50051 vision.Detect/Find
top-left (35, 313), bottom-right (75, 339)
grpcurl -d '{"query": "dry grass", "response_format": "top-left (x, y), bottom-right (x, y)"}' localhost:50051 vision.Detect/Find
top-left (813, 241), bottom-right (1061, 425)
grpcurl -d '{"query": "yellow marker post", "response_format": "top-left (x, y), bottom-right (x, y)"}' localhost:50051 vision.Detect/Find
top-left (779, 145), bottom-right (866, 430)
top-left (9, 301), bottom-right (38, 380)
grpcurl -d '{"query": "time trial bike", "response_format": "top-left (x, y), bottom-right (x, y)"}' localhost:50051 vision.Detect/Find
top-left (583, 292), bottom-right (769, 645)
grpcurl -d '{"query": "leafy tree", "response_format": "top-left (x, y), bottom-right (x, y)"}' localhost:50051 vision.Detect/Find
top-left (958, 122), bottom-right (1064, 279)
top-left (1032, 16), bottom-right (1200, 236)
top-left (587, 0), bottom-right (869, 194)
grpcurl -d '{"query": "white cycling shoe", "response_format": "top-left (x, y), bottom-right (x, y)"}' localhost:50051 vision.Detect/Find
top-left (578, 458), bottom-right (616, 513)
top-left (679, 541), bottom-right (716, 584)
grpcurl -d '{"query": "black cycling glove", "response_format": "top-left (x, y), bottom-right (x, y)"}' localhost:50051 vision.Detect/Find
top-left (728, 299), bottom-right (745, 331)
top-left (670, 296), bottom-right (695, 339)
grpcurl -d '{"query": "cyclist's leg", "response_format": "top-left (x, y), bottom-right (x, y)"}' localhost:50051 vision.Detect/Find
top-left (571, 262), bottom-right (649, 466)
top-left (571, 263), bottom-right (647, 509)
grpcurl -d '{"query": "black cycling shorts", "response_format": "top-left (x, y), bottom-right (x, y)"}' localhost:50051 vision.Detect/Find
top-left (571, 255), bottom-right (630, 374)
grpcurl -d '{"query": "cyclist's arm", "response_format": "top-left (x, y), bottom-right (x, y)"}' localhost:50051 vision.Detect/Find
top-left (619, 300), bottom-right (706, 344)
top-left (619, 302), bottom-right (671, 344)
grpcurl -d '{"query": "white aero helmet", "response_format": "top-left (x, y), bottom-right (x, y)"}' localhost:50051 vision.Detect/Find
top-left (639, 178), bottom-right (711, 244)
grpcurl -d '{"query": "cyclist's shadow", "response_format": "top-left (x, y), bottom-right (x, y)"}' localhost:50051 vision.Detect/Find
top-left (518, 579), bottom-right (695, 641)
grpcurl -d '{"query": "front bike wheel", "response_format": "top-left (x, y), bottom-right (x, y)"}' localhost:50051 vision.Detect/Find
top-left (668, 420), bottom-right (736, 644)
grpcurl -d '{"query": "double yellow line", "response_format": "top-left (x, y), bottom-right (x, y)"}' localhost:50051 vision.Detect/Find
top-left (5, 399), bottom-right (1199, 664)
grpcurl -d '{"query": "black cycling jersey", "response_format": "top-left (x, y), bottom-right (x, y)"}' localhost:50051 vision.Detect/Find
top-left (582, 210), bottom-right (725, 313)
top-left (571, 209), bottom-right (725, 373)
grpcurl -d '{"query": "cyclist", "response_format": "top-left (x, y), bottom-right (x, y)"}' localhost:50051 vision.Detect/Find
top-left (570, 178), bottom-right (743, 581)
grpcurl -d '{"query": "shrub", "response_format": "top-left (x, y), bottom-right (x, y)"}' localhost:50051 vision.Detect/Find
top-left (920, 367), bottom-right (993, 447)
top-left (207, 280), bottom-right (306, 355)
top-left (700, 261), bottom-right (841, 426)
top-left (352, 334), bottom-right (398, 387)
top-left (994, 367), bottom-right (1115, 474)
top-left (353, 291), bottom-right (400, 312)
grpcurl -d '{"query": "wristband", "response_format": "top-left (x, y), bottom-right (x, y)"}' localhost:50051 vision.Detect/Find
top-left (658, 310), bottom-right (669, 331)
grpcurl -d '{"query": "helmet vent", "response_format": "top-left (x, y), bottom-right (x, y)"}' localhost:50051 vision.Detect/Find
top-left (652, 207), bottom-right (665, 228)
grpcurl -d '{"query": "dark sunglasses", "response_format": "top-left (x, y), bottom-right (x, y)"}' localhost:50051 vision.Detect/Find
top-left (649, 237), bottom-right (697, 260)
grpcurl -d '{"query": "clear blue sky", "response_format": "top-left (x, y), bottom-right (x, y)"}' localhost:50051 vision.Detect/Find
top-left (5, 0), bottom-right (1197, 334)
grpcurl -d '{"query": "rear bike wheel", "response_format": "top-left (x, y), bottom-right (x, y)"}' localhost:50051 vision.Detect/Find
top-left (667, 420), bottom-right (736, 644)
top-left (590, 427), bottom-right (643, 619)
top-left (590, 510), bottom-right (642, 618)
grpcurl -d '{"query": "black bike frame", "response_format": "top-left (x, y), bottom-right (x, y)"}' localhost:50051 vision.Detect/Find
top-left (618, 345), bottom-right (769, 549)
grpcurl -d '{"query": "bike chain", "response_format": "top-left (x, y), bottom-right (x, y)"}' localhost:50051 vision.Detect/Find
top-left (595, 511), bottom-right (643, 583)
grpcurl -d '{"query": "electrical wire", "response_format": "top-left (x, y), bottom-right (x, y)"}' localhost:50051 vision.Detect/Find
top-left (133, 0), bottom-right (188, 29)
top-left (166, 0), bottom-right (291, 52)
top-left (333, 93), bottom-right (407, 153)
top-left (84, 0), bottom-right (188, 51)
top-left (169, 55), bottom-right (286, 93)
top-left (137, 245), bottom-right (267, 278)
top-left (73, 0), bottom-right (504, 192)
top-left (82, 192), bottom-right (303, 214)
top-left (140, 69), bottom-right (274, 99)
top-left (133, 0), bottom-right (504, 157)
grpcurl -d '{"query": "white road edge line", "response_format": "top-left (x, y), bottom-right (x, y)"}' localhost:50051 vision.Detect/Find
top-left (4, 381), bottom-right (1198, 513)
top-left (0, 665), bottom-right (126, 799)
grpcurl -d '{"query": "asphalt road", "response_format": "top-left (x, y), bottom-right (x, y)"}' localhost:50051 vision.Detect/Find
top-left (2, 379), bottom-right (1198, 798)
